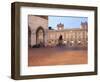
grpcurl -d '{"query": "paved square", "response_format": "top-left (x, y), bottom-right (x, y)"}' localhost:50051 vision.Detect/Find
top-left (28, 47), bottom-right (87, 66)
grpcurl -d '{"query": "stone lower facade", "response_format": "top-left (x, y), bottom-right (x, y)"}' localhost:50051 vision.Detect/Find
top-left (47, 29), bottom-right (87, 48)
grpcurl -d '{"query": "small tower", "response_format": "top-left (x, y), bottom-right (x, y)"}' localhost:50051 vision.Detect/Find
top-left (80, 21), bottom-right (88, 29)
top-left (57, 23), bottom-right (64, 30)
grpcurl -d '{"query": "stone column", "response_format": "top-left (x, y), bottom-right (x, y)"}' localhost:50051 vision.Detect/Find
top-left (44, 29), bottom-right (48, 47)
top-left (31, 29), bottom-right (36, 47)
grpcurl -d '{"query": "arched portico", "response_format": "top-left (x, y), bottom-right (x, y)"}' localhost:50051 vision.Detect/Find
top-left (36, 27), bottom-right (45, 46)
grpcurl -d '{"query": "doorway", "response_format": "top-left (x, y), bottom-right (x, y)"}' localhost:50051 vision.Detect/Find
top-left (36, 27), bottom-right (45, 47)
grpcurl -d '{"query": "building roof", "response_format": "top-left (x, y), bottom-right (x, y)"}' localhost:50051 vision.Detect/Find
top-left (57, 23), bottom-right (64, 27)
top-left (48, 28), bottom-right (87, 32)
top-left (37, 16), bottom-right (48, 20)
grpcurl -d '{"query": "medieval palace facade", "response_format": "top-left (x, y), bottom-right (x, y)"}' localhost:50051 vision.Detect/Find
top-left (28, 15), bottom-right (88, 48)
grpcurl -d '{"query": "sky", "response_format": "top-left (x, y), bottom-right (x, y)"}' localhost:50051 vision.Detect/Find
top-left (48, 16), bottom-right (88, 29)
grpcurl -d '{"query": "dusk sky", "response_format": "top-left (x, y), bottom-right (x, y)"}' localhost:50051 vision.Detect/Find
top-left (48, 16), bottom-right (88, 29)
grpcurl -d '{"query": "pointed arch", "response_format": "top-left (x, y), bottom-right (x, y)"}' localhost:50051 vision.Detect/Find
top-left (36, 26), bottom-right (45, 46)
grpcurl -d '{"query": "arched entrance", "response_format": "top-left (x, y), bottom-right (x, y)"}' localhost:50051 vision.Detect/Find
top-left (36, 27), bottom-right (45, 47)
top-left (58, 35), bottom-right (63, 45)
